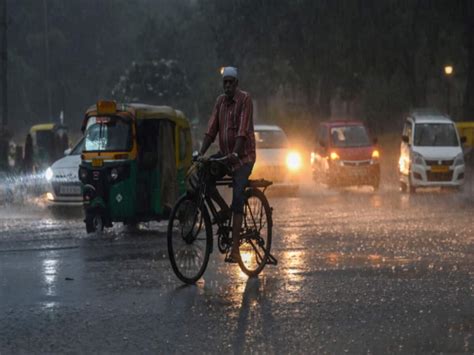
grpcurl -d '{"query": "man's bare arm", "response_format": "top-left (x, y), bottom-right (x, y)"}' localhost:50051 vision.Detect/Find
top-left (199, 135), bottom-right (213, 156)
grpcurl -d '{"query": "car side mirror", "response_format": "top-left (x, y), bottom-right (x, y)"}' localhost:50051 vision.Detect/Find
top-left (373, 137), bottom-right (378, 145)
top-left (319, 140), bottom-right (326, 148)
top-left (64, 148), bottom-right (72, 156)
top-left (402, 135), bottom-right (409, 144)
top-left (461, 136), bottom-right (467, 144)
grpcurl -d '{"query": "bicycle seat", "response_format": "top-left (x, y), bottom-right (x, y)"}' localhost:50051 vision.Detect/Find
top-left (248, 179), bottom-right (273, 188)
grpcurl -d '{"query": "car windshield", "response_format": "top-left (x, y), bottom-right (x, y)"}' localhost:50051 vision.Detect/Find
top-left (70, 138), bottom-right (85, 155)
top-left (330, 125), bottom-right (370, 148)
top-left (84, 116), bottom-right (132, 152)
top-left (414, 123), bottom-right (459, 147)
top-left (255, 130), bottom-right (288, 149)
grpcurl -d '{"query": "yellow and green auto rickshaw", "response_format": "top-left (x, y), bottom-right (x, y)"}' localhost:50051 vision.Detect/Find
top-left (24, 123), bottom-right (69, 173)
top-left (456, 121), bottom-right (474, 162)
top-left (79, 101), bottom-right (192, 233)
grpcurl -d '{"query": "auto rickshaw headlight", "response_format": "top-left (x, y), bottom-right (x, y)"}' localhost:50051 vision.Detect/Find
top-left (45, 167), bottom-right (54, 181)
top-left (110, 168), bottom-right (119, 181)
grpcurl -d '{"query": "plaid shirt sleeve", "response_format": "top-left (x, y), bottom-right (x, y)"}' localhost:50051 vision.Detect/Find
top-left (237, 94), bottom-right (253, 138)
top-left (205, 97), bottom-right (221, 141)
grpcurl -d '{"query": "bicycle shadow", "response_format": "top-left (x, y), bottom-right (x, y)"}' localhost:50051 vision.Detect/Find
top-left (232, 277), bottom-right (280, 354)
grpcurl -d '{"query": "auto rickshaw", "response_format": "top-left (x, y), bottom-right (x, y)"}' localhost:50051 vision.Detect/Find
top-left (79, 101), bottom-right (192, 233)
top-left (456, 121), bottom-right (474, 163)
top-left (24, 123), bottom-right (69, 173)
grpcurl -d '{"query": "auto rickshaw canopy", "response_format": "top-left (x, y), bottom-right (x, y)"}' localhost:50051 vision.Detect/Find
top-left (82, 101), bottom-right (189, 132)
top-left (30, 123), bottom-right (56, 133)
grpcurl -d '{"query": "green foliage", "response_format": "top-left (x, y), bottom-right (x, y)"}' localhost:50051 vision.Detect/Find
top-left (111, 59), bottom-right (189, 104)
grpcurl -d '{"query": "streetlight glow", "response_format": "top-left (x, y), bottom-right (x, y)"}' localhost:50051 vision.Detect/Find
top-left (444, 65), bottom-right (454, 76)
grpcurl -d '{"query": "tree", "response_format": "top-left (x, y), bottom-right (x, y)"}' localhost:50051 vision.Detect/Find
top-left (111, 59), bottom-right (190, 106)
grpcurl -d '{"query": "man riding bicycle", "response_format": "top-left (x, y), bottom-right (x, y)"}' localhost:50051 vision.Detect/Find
top-left (198, 66), bottom-right (256, 263)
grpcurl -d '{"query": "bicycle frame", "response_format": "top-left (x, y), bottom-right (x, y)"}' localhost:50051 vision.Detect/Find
top-left (189, 158), bottom-right (277, 264)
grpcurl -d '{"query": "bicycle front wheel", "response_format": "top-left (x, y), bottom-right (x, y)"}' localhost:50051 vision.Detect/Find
top-left (167, 194), bottom-right (212, 284)
top-left (238, 188), bottom-right (273, 277)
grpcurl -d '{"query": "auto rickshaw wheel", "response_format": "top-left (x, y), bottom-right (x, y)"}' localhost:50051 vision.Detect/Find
top-left (85, 212), bottom-right (104, 234)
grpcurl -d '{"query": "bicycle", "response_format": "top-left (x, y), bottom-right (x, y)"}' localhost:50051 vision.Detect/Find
top-left (167, 156), bottom-right (277, 284)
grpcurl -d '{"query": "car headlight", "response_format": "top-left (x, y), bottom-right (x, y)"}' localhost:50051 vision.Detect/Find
top-left (286, 151), bottom-right (302, 171)
top-left (412, 152), bottom-right (425, 166)
top-left (454, 153), bottom-right (464, 167)
top-left (330, 152), bottom-right (340, 160)
top-left (372, 150), bottom-right (380, 159)
top-left (45, 167), bottom-right (54, 181)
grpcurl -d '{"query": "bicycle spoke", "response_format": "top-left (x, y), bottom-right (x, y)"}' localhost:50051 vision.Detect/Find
top-left (168, 194), bottom-right (211, 283)
top-left (248, 239), bottom-right (264, 264)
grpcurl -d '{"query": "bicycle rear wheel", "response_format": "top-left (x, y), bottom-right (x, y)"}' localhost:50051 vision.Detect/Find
top-left (167, 194), bottom-right (212, 284)
top-left (238, 188), bottom-right (272, 277)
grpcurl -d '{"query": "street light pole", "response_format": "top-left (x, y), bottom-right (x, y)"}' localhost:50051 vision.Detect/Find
top-left (0, 0), bottom-right (8, 171)
top-left (43, 0), bottom-right (52, 120)
top-left (444, 65), bottom-right (454, 116)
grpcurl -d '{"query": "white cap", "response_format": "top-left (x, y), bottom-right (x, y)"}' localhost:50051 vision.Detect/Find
top-left (221, 66), bottom-right (238, 79)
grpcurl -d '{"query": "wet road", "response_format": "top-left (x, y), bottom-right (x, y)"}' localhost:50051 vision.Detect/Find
top-left (1, 182), bottom-right (473, 353)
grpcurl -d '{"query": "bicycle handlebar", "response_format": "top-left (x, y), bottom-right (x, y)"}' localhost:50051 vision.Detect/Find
top-left (208, 156), bottom-right (229, 162)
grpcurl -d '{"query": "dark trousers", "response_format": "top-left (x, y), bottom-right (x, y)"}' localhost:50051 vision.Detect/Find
top-left (208, 161), bottom-right (254, 214)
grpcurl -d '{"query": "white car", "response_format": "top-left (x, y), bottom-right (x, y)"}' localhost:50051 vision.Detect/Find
top-left (399, 110), bottom-right (466, 193)
top-left (45, 138), bottom-right (84, 207)
top-left (251, 125), bottom-right (302, 193)
top-left (0, 173), bottom-right (14, 205)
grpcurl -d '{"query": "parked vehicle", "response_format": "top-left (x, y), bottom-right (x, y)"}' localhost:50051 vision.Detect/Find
top-left (0, 172), bottom-right (14, 205)
top-left (455, 121), bottom-right (474, 163)
top-left (251, 125), bottom-right (301, 194)
top-left (399, 110), bottom-right (466, 193)
top-left (24, 123), bottom-right (69, 174)
top-left (45, 138), bottom-right (85, 207)
top-left (311, 120), bottom-right (380, 190)
top-left (79, 101), bottom-right (192, 233)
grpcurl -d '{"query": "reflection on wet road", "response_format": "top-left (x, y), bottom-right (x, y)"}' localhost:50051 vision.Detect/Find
top-left (0, 184), bottom-right (473, 353)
